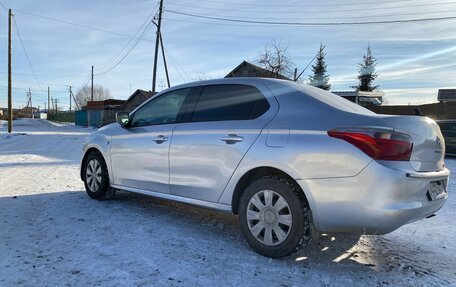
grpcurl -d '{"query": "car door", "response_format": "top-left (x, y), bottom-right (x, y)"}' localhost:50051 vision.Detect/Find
top-left (110, 88), bottom-right (191, 194)
top-left (169, 83), bottom-right (278, 202)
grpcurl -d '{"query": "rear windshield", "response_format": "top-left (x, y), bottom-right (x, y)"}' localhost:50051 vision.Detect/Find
top-left (292, 82), bottom-right (376, 115)
top-left (438, 122), bottom-right (456, 131)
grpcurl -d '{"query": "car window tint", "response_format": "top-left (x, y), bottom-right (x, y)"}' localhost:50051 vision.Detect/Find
top-left (131, 88), bottom-right (189, 127)
top-left (439, 123), bottom-right (448, 131)
top-left (191, 85), bottom-right (269, 122)
top-left (450, 123), bottom-right (456, 131)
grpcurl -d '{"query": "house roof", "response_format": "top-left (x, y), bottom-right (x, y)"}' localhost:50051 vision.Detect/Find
top-left (125, 89), bottom-right (156, 104)
top-left (225, 60), bottom-right (291, 80)
top-left (86, 99), bottom-right (126, 110)
top-left (438, 89), bottom-right (456, 101)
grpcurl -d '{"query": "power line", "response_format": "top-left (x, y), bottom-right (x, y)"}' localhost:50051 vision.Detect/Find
top-left (14, 10), bottom-right (154, 42)
top-left (161, 45), bottom-right (191, 82)
top-left (0, 1), bottom-right (7, 11)
top-left (95, 18), bottom-right (155, 75)
top-left (172, 0), bottom-right (433, 8)
top-left (167, 1), bottom-right (456, 14)
top-left (97, 9), bottom-right (157, 71)
top-left (165, 8), bottom-right (456, 21)
top-left (12, 16), bottom-right (44, 92)
top-left (166, 10), bottom-right (456, 26)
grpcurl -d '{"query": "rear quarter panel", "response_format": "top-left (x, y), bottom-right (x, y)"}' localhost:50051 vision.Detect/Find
top-left (217, 128), bottom-right (373, 205)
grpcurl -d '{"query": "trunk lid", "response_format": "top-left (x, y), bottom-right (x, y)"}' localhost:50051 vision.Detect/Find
top-left (381, 115), bottom-right (445, 172)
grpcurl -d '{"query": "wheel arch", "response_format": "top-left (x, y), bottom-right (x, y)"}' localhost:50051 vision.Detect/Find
top-left (80, 147), bottom-right (108, 181)
top-left (230, 166), bottom-right (309, 214)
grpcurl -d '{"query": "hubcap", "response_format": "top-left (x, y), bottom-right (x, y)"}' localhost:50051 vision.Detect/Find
top-left (86, 159), bottom-right (102, 193)
top-left (246, 190), bottom-right (292, 246)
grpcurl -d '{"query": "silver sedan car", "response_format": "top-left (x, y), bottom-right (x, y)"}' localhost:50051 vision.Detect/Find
top-left (81, 78), bottom-right (449, 258)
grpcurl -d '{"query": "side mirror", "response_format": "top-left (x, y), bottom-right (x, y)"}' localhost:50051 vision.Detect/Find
top-left (116, 112), bottom-right (130, 127)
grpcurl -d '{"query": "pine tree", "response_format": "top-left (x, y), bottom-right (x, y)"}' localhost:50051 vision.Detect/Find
top-left (353, 45), bottom-right (378, 92)
top-left (308, 44), bottom-right (331, 90)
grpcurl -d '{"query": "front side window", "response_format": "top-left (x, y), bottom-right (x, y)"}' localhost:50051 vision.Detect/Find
top-left (190, 85), bottom-right (270, 122)
top-left (131, 88), bottom-right (189, 127)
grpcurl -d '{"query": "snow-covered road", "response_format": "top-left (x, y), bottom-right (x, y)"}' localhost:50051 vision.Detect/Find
top-left (0, 119), bottom-right (455, 286)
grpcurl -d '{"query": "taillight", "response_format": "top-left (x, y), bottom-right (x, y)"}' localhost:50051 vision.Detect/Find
top-left (327, 128), bottom-right (413, 161)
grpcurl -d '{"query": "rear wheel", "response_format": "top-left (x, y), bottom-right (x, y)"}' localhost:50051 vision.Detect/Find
top-left (238, 177), bottom-right (311, 258)
top-left (83, 152), bottom-right (112, 200)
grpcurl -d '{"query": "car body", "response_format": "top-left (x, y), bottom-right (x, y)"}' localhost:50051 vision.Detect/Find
top-left (437, 119), bottom-right (456, 156)
top-left (81, 78), bottom-right (449, 257)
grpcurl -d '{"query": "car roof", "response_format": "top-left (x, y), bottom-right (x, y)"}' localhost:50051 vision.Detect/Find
top-left (436, 119), bottom-right (456, 123)
top-left (163, 77), bottom-right (287, 90)
top-left (154, 77), bottom-right (374, 116)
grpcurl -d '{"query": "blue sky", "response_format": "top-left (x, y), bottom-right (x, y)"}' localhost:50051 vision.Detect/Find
top-left (0, 0), bottom-right (456, 109)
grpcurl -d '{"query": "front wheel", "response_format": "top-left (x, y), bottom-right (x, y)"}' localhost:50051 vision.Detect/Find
top-left (238, 177), bottom-right (311, 258)
top-left (83, 152), bottom-right (112, 200)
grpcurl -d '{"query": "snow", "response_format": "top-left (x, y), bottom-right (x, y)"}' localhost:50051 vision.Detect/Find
top-left (0, 119), bottom-right (455, 286)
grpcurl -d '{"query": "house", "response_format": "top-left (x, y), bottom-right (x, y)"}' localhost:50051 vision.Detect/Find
top-left (225, 61), bottom-right (291, 80)
top-left (438, 89), bottom-right (456, 102)
top-left (83, 99), bottom-right (126, 127)
top-left (18, 106), bottom-right (40, 118)
top-left (0, 108), bottom-right (20, 120)
top-left (77, 90), bottom-right (156, 127)
top-left (123, 89), bottom-right (156, 112)
top-left (333, 91), bottom-right (383, 107)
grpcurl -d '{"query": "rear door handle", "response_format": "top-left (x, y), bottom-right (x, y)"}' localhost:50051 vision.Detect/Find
top-left (221, 134), bottom-right (244, 144)
top-left (153, 135), bottom-right (168, 144)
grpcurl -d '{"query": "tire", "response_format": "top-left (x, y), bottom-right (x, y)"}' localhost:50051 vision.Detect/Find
top-left (83, 152), bottom-right (113, 200)
top-left (238, 176), bottom-right (311, 258)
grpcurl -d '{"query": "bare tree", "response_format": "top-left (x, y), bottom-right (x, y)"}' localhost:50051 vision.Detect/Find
top-left (190, 72), bottom-right (213, 81)
top-left (75, 85), bottom-right (111, 108)
top-left (256, 40), bottom-right (294, 78)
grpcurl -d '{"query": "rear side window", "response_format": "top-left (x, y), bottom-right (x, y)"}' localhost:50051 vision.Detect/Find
top-left (190, 85), bottom-right (270, 122)
top-left (438, 123), bottom-right (456, 131)
top-left (439, 123), bottom-right (449, 131)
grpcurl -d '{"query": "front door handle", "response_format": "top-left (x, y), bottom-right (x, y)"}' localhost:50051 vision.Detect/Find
top-left (153, 135), bottom-right (168, 144)
top-left (221, 134), bottom-right (244, 144)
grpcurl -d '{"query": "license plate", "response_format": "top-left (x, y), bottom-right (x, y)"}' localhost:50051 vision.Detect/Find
top-left (427, 180), bottom-right (447, 201)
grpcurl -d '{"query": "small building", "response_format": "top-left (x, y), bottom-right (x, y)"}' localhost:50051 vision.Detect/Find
top-left (0, 108), bottom-right (20, 120)
top-left (77, 90), bottom-right (156, 127)
top-left (84, 99), bottom-right (126, 127)
top-left (123, 89), bottom-right (156, 112)
top-left (333, 91), bottom-right (383, 107)
top-left (33, 112), bottom-right (48, 119)
top-left (225, 61), bottom-right (291, 80)
top-left (438, 89), bottom-right (456, 102)
top-left (18, 106), bottom-right (40, 118)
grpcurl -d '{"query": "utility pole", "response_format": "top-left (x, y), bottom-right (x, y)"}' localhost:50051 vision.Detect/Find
top-left (91, 65), bottom-right (94, 101)
top-left (7, 9), bottom-right (12, 133)
top-left (152, 0), bottom-right (164, 92)
top-left (70, 88), bottom-right (79, 110)
top-left (159, 32), bottom-right (170, 88)
top-left (47, 86), bottom-right (50, 120)
top-left (69, 86), bottom-right (72, 111)
top-left (28, 88), bottom-right (33, 119)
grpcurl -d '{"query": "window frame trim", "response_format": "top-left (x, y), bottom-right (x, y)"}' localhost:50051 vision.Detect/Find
top-left (186, 84), bottom-right (271, 124)
top-left (129, 87), bottom-right (195, 128)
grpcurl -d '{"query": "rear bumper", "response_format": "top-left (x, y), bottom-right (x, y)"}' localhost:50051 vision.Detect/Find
top-left (297, 162), bottom-right (450, 235)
